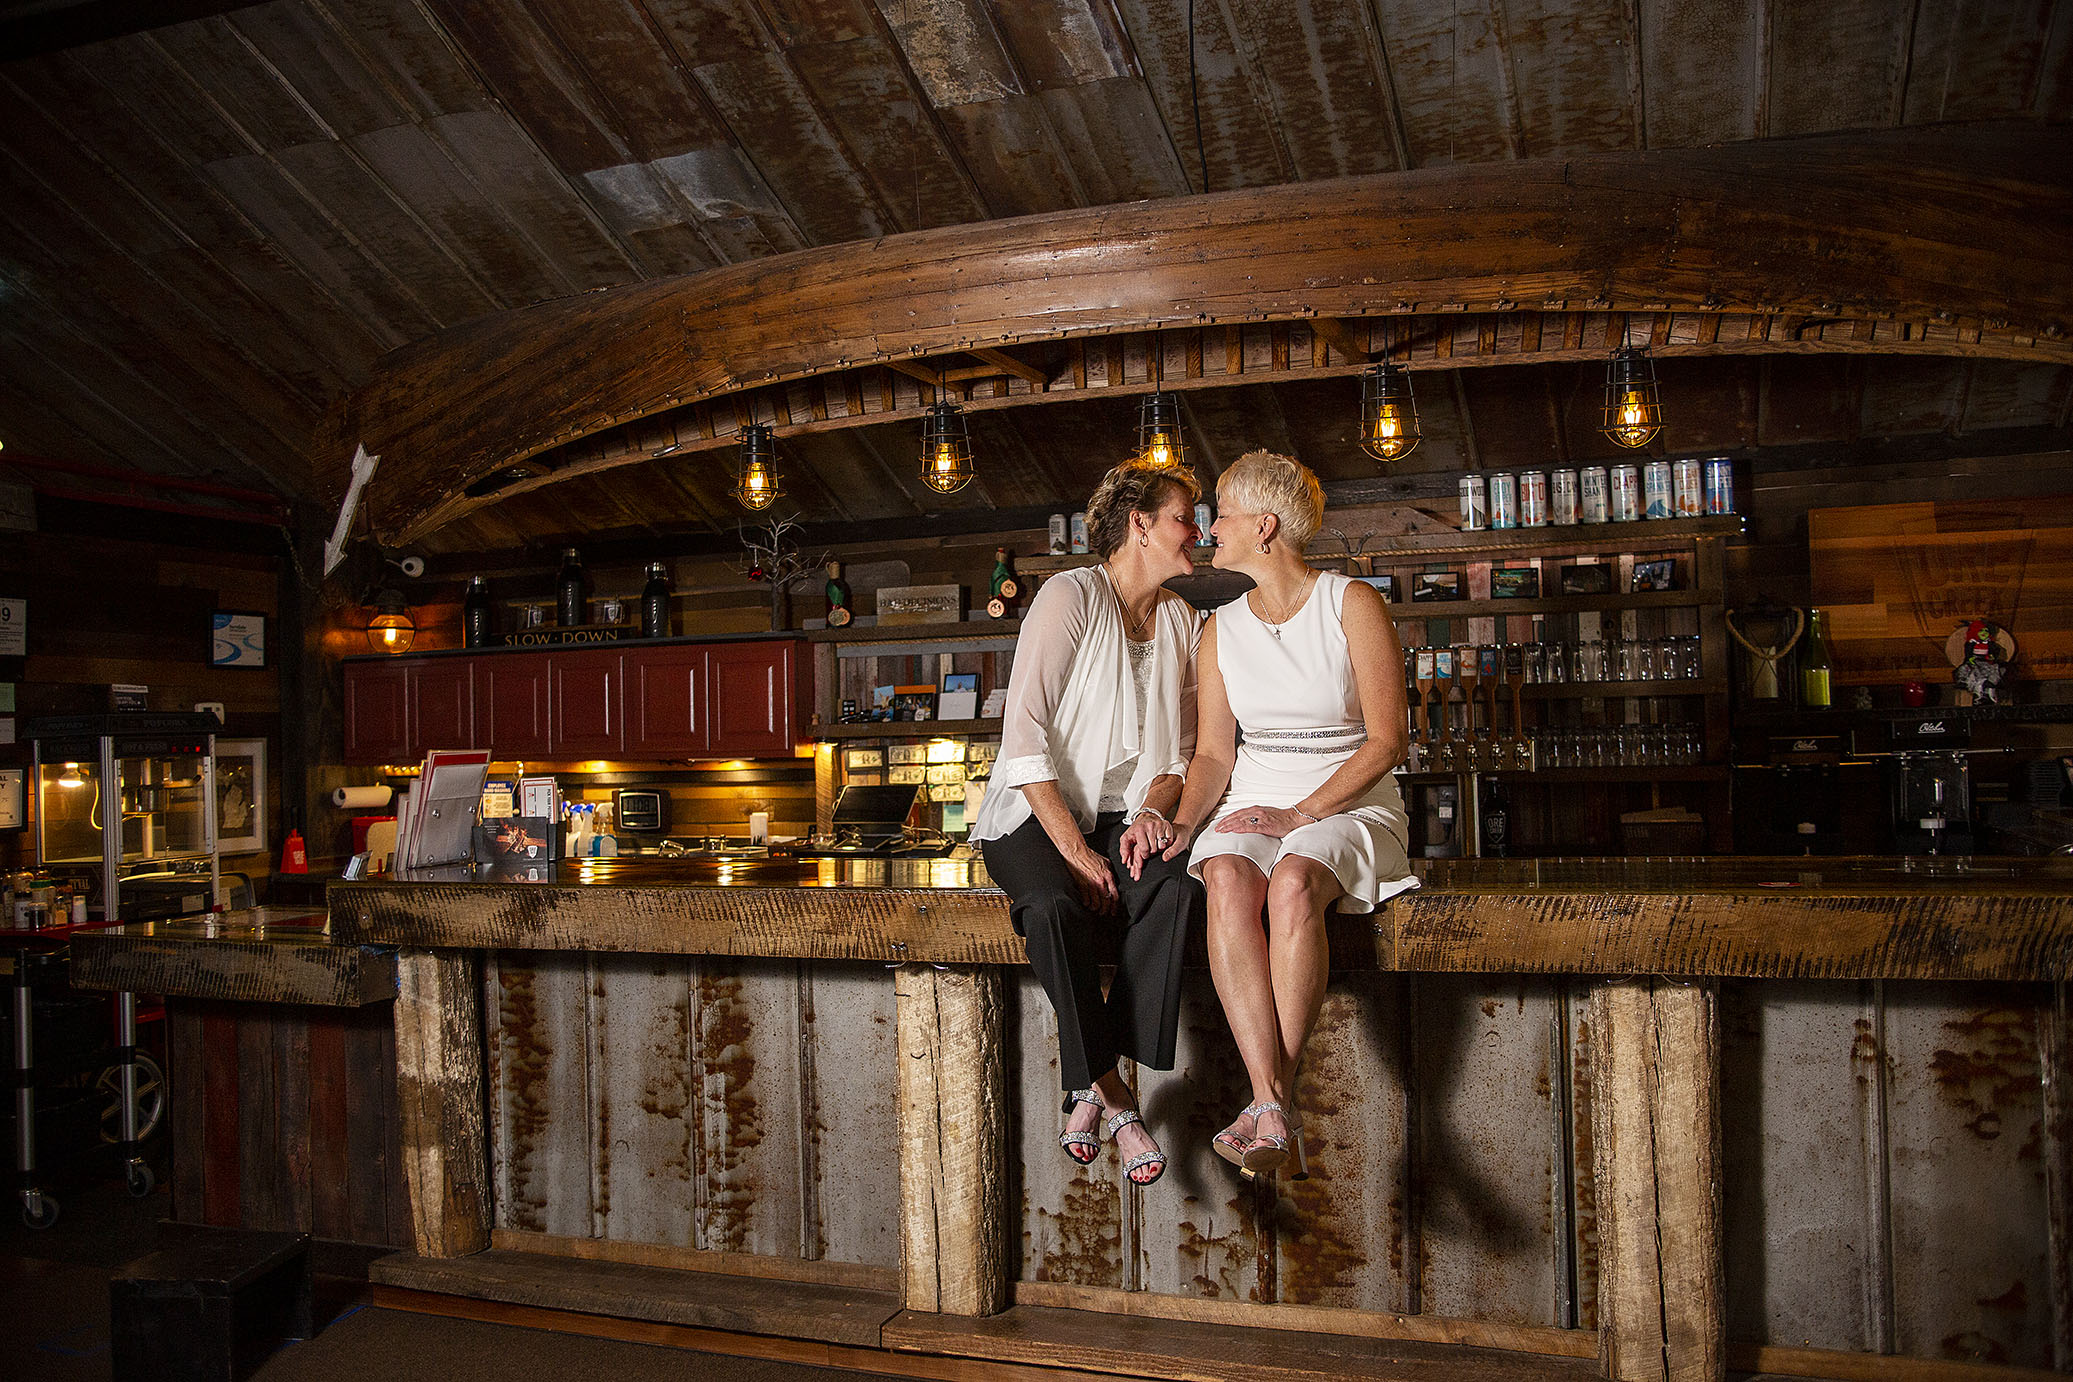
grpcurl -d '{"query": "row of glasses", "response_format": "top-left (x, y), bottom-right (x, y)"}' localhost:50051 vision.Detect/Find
top-left (1410, 637), bottom-right (1705, 685)
top-left (1533, 724), bottom-right (1703, 769)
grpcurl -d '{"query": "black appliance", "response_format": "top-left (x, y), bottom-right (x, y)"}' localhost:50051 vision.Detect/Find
top-left (614, 789), bottom-right (671, 837)
top-left (788, 784), bottom-right (951, 857)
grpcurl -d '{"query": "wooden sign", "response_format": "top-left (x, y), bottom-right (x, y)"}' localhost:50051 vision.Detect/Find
top-left (1808, 499), bottom-right (2073, 685)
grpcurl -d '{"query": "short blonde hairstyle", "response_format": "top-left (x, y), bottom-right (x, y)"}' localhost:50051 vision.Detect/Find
top-left (1218, 451), bottom-right (1324, 549)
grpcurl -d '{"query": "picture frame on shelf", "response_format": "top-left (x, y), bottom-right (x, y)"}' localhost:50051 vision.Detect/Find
top-left (211, 610), bottom-right (266, 669)
top-left (1631, 558), bottom-right (1677, 592)
top-left (1558, 563), bottom-right (1613, 596)
top-left (1354, 574), bottom-right (1398, 601)
top-left (1491, 567), bottom-right (1540, 599)
top-left (938, 671), bottom-right (979, 721)
top-left (213, 737), bottom-right (268, 855)
top-left (1411, 570), bottom-right (1461, 603)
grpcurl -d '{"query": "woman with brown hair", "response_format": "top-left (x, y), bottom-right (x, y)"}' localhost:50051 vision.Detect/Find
top-left (969, 461), bottom-right (1206, 1186)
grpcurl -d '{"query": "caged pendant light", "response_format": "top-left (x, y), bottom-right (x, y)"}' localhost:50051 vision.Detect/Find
top-left (1359, 360), bottom-right (1423, 462)
top-left (734, 422), bottom-right (784, 510)
top-left (919, 378), bottom-right (975, 493)
top-left (1134, 391), bottom-right (1186, 470)
top-left (1602, 344), bottom-right (1664, 449)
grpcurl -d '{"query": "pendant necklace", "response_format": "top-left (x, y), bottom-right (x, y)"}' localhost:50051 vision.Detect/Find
top-left (1256, 572), bottom-right (1316, 640)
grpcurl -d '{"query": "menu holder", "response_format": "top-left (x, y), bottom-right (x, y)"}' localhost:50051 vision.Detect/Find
top-left (396, 748), bottom-right (493, 869)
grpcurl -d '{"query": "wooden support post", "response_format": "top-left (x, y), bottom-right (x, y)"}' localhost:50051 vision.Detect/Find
top-left (895, 964), bottom-right (1008, 1316)
top-left (394, 948), bottom-right (490, 1259)
top-left (1591, 977), bottom-right (1723, 1382)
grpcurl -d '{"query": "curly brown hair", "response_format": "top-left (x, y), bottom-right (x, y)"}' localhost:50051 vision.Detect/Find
top-left (1083, 463), bottom-right (1202, 559)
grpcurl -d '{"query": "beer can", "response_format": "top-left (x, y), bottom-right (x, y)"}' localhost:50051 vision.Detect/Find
top-left (1642, 460), bottom-right (1674, 519)
top-left (1549, 468), bottom-right (1580, 525)
top-left (1048, 513), bottom-right (1068, 555)
top-left (1609, 463), bottom-right (1642, 522)
top-left (1673, 457), bottom-right (1705, 517)
top-left (1069, 511), bottom-right (1088, 553)
top-left (1488, 471), bottom-right (1519, 529)
top-left (1194, 502), bottom-right (1214, 545)
top-left (1458, 474), bottom-right (1488, 531)
top-left (1579, 466), bottom-right (1611, 524)
top-left (1704, 457), bottom-right (1736, 515)
top-left (1518, 470), bottom-right (1549, 527)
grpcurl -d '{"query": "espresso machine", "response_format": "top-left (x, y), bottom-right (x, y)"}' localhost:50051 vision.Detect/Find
top-left (1870, 717), bottom-right (1980, 855)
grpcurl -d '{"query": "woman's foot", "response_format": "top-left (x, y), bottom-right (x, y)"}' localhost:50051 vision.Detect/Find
top-left (1213, 1104), bottom-right (1263, 1167)
top-left (1241, 1100), bottom-right (1303, 1176)
top-left (1093, 1075), bottom-right (1165, 1186)
top-left (1059, 1088), bottom-right (1102, 1165)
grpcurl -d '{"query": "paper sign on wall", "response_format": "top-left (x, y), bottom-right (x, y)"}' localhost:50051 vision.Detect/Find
top-left (0, 599), bottom-right (23, 657)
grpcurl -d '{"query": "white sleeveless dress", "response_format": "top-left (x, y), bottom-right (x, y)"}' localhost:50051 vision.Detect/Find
top-left (1187, 570), bottom-right (1418, 910)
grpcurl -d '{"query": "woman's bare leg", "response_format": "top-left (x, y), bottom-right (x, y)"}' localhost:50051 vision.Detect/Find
top-left (1204, 856), bottom-right (1281, 1128)
top-left (1255, 855), bottom-right (1344, 1144)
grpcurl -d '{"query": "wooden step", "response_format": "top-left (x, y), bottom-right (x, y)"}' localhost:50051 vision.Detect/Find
top-left (370, 1249), bottom-right (900, 1347)
top-left (885, 1303), bottom-right (1602, 1382)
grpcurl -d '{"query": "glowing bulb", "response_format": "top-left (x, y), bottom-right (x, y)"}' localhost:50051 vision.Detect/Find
top-left (1141, 431), bottom-right (1180, 469)
top-left (1612, 389), bottom-right (1656, 447)
top-left (1369, 404), bottom-right (1413, 460)
top-left (58, 763), bottom-right (85, 789)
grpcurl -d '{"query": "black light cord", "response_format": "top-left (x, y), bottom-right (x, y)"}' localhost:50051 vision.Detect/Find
top-left (1188, 0), bottom-right (1209, 194)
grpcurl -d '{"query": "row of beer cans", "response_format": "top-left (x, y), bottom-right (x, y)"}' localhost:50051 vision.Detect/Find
top-left (1459, 457), bottom-right (1734, 531)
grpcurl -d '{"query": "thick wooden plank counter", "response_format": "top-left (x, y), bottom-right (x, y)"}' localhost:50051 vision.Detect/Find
top-left (69, 859), bottom-right (2073, 1382)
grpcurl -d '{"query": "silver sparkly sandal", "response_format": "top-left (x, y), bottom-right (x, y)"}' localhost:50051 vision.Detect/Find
top-left (1105, 1107), bottom-right (1167, 1186)
top-left (1239, 1100), bottom-right (1307, 1179)
top-left (1059, 1088), bottom-right (1102, 1165)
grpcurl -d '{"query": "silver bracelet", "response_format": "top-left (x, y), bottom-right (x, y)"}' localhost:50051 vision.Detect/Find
top-left (1293, 807), bottom-right (1320, 823)
top-left (1130, 805), bottom-right (1168, 825)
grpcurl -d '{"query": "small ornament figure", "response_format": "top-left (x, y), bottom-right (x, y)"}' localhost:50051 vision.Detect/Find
top-left (824, 560), bottom-right (853, 628)
top-left (986, 546), bottom-right (1019, 619)
top-left (1947, 618), bottom-right (2015, 707)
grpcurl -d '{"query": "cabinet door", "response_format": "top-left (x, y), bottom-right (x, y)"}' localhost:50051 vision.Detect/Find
top-left (709, 640), bottom-right (800, 757)
top-left (409, 659), bottom-right (477, 754)
top-left (478, 654), bottom-right (550, 759)
top-left (343, 660), bottom-right (412, 765)
top-left (626, 645), bottom-right (709, 757)
top-left (549, 648), bottom-right (625, 757)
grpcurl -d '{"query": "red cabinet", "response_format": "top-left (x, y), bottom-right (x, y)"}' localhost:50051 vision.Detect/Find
top-left (343, 639), bottom-right (803, 764)
top-left (477, 655), bottom-right (549, 760)
top-left (627, 644), bottom-right (709, 757)
top-left (548, 649), bottom-right (624, 757)
top-left (709, 641), bottom-right (803, 758)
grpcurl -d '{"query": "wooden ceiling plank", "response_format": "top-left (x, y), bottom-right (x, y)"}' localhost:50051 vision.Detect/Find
top-left (1110, 0), bottom-right (1288, 192)
top-left (1369, 0), bottom-right (1519, 167)
top-left (0, 341), bottom-right (197, 476)
top-left (228, 2), bottom-right (419, 142)
top-left (416, 0), bottom-right (634, 170)
top-left (1765, 0), bottom-right (1911, 136)
top-left (424, 110), bottom-right (642, 290)
top-left (984, 0), bottom-right (1135, 90)
top-left (1490, 0), bottom-right (1639, 157)
top-left (933, 96), bottom-right (1087, 216)
top-left (1311, 317), bottom-right (1374, 364)
top-left (1631, 0), bottom-right (1760, 148)
top-left (1031, 77), bottom-right (1193, 206)
top-left (966, 348), bottom-right (1050, 387)
top-left (885, 359), bottom-right (942, 389)
top-left (315, 0), bottom-right (499, 122)
top-left (1227, 0), bottom-right (1413, 179)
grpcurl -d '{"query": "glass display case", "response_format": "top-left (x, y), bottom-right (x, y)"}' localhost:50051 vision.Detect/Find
top-left (28, 714), bottom-right (220, 922)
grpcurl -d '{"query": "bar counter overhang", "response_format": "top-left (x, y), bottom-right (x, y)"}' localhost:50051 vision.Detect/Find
top-left (68, 859), bottom-right (2073, 1382)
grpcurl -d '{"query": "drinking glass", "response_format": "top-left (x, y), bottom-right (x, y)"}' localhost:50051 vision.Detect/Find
top-left (1634, 640), bottom-right (1658, 682)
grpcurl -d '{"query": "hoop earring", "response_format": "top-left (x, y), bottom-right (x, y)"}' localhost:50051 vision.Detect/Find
top-left (1138, 535), bottom-right (1148, 546)
top-left (1255, 541), bottom-right (1270, 554)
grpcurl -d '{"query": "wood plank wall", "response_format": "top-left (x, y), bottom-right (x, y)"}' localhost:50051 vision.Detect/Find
top-left (167, 998), bottom-right (412, 1248)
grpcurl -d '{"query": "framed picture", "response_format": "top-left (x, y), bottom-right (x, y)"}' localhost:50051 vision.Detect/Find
top-left (845, 749), bottom-right (884, 770)
top-left (1631, 558), bottom-right (1677, 592)
top-left (211, 610), bottom-right (266, 669)
top-left (887, 744), bottom-right (928, 765)
top-left (1558, 563), bottom-right (1613, 596)
top-left (941, 672), bottom-right (979, 694)
top-left (1411, 570), bottom-right (1461, 603)
top-left (213, 737), bottom-right (268, 854)
top-left (1354, 574), bottom-right (1398, 601)
top-left (1491, 567), bottom-right (1540, 599)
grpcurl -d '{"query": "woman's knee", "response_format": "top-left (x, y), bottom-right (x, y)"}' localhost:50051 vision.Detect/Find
top-left (1266, 860), bottom-right (1338, 922)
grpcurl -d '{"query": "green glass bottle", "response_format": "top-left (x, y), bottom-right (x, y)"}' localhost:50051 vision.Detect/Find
top-left (1801, 607), bottom-right (1833, 709)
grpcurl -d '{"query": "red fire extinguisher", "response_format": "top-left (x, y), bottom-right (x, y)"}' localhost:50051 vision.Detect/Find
top-left (280, 829), bottom-right (308, 874)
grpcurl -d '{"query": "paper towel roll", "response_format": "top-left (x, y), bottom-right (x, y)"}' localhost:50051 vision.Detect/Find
top-left (333, 785), bottom-right (394, 810)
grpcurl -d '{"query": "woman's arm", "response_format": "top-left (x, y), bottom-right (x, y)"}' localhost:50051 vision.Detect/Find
top-left (1215, 579), bottom-right (1408, 836)
top-left (1161, 616), bottom-right (1236, 859)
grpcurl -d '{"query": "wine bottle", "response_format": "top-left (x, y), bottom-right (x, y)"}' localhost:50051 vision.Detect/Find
top-left (986, 547), bottom-right (1018, 619)
top-left (1801, 607), bottom-right (1833, 709)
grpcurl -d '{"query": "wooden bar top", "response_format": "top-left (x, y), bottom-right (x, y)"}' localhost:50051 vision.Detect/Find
top-left (69, 858), bottom-right (2073, 988)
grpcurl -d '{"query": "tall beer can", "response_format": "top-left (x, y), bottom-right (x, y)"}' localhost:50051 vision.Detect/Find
top-left (1704, 458), bottom-right (1736, 514)
top-left (1579, 466), bottom-right (1610, 524)
top-left (1609, 464), bottom-right (1642, 522)
top-left (1642, 460), bottom-right (1674, 519)
top-left (1672, 457), bottom-right (1705, 517)
top-left (1194, 502), bottom-right (1214, 544)
top-left (1048, 513), bottom-right (1069, 555)
top-left (1488, 471), bottom-right (1519, 529)
top-left (1550, 468), bottom-right (1580, 525)
top-left (1458, 473), bottom-right (1489, 531)
top-left (1069, 511), bottom-right (1088, 553)
top-left (1518, 470), bottom-right (1549, 527)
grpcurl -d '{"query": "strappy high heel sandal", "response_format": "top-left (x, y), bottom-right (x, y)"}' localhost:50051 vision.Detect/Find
top-left (1213, 1103), bottom-right (1269, 1168)
top-left (1104, 1107), bottom-right (1167, 1186)
top-left (1059, 1088), bottom-right (1102, 1165)
top-left (1240, 1100), bottom-right (1309, 1180)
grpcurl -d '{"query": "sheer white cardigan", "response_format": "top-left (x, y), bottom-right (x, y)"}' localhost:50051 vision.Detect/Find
top-left (969, 565), bottom-right (1199, 844)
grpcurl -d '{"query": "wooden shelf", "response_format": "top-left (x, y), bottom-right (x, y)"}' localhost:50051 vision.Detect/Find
top-left (1397, 590), bottom-right (1707, 618)
top-left (1521, 678), bottom-right (1727, 699)
top-left (806, 618), bottom-right (1019, 644)
top-left (1404, 765), bottom-right (1728, 784)
top-left (813, 719), bottom-right (1002, 740)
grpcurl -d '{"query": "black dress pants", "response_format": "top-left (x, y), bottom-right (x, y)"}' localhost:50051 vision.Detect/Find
top-left (980, 812), bottom-right (1201, 1092)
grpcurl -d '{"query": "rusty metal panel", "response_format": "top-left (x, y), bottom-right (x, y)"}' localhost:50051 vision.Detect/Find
top-left (587, 954), bottom-right (697, 1247)
top-left (693, 958), bottom-right (805, 1256)
top-left (1133, 969), bottom-right (1264, 1301)
top-left (488, 952), bottom-right (595, 1237)
top-left (1010, 970), bottom-right (1128, 1288)
top-left (1274, 972), bottom-right (1414, 1311)
top-left (1414, 975), bottom-right (1562, 1324)
top-left (800, 961), bottom-right (901, 1267)
top-left (1883, 982), bottom-right (2054, 1367)
top-left (1720, 980), bottom-right (1883, 1352)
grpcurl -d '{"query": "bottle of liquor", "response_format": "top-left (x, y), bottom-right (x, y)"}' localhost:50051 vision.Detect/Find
top-left (1801, 607), bottom-right (1833, 708)
top-left (639, 562), bottom-right (672, 638)
top-left (823, 560), bottom-right (853, 627)
top-left (986, 547), bottom-right (1018, 619)
top-left (1479, 776), bottom-right (1509, 858)
top-left (462, 576), bottom-right (494, 648)
top-left (555, 548), bottom-right (588, 628)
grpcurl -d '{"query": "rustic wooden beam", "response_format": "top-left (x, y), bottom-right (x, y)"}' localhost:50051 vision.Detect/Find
top-left (1310, 316), bottom-right (1374, 364)
top-left (393, 948), bottom-right (490, 1259)
top-left (895, 965), bottom-right (1008, 1317)
top-left (883, 359), bottom-right (940, 391)
top-left (1591, 978), bottom-right (1724, 1382)
top-left (67, 915), bottom-right (396, 1007)
top-left (318, 125), bottom-right (2073, 544)
top-left (965, 347), bottom-right (1048, 387)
